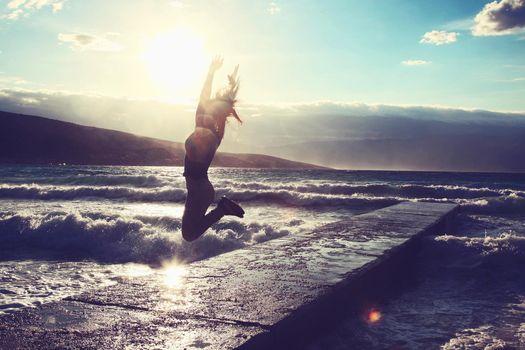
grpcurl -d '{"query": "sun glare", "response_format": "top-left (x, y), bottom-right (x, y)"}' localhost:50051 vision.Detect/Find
top-left (143, 29), bottom-right (208, 96)
top-left (163, 264), bottom-right (187, 288)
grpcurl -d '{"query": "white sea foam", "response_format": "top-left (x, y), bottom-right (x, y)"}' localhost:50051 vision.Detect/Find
top-left (441, 325), bottom-right (507, 350)
top-left (435, 232), bottom-right (525, 256)
top-left (0, 210), bottom-right (296, 264)
top-left (0, 184), bottom-right (187, 202)
top-left (460, 192), bottom-right (525, 214)
top-left (4, 174), bottom-right (173, 188)
top-left (431, 232), bottom-right (525, 278)
top-left (219, 180), bottom-right (515, 199)
top-left (1, 182), bottom-right (523, 214)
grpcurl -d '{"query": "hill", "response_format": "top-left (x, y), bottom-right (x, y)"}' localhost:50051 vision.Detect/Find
top-left (0, 111), bottom-right (325, 169)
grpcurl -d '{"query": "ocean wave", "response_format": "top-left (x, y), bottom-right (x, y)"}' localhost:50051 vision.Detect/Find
top-left (460, 192), bottom-right (525, 215)
top-left (435, 232), bottom-right (525, 256)
top-left (53, 174), bottom-right (173, 188)
top-left (217, 189), bottom-right (401, 208)
top-left (217, 180), bottom-right (521, 199)
top-left (216, 182), bottom-right (525, 213)
top-left (1, 182), bottom-right (524, 214)
top-left (0, 212), bottom-right (292, 264)
top-left (4, 179), bottom-right (519, 199)
top-left (0, 184), bottom-right (186, 202)
top-left (431, 232), bottom-right (525, 278)
top-left (0, 183), bottom-right (400, 207)
top-left (3, 174), bottom-right (174, 188)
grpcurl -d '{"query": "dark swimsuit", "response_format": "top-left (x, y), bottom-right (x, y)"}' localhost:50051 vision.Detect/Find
top-left (183, 110), bottom-right (219, 180)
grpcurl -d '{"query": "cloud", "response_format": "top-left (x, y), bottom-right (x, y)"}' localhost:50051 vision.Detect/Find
top-left (401, 60), bottom-right (431, 66)
top-left (51, 1), bottom-right (63, 12)
top-left (443, 18), bottom-right (476, 31)
top-left (1, 88), bottom-right (524, 143)
top-left (267, 2), bottom-right (281, 15)
top-left (2, 0), bottom-right (66, 20)
top-left (473, 0), bottom-right (525, 36)
top-left (169, 1), bottom-right (188, 9)
top-left (58, 33), bottom-right (123, 52)
top-left (4, 8), bottom-right (23, 19)
top-left (0, 73), bottom-right (29, 86)
top-left (420, 30), bottom-right (459, 45)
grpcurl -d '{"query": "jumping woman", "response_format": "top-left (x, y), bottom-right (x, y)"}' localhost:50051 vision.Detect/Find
top-left (181, 57), bottom-right (245, 242)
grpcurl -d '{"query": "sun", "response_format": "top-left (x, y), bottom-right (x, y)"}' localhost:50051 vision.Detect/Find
top-left (143, 29), bottom-right (208, 97)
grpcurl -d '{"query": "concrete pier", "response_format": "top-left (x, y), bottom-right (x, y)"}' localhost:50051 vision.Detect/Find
top-left (0, 202), bottom-right (458, 349)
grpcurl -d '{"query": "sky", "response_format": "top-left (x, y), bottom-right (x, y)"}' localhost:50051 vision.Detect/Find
top-left (1, 0), bottom-right (525, 110)
top-left (1, 0), bottom-right (525, 170)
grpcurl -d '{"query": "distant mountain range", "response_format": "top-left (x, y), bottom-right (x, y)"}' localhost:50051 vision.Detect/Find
top-left (0, 111), bottom-right (325, 169)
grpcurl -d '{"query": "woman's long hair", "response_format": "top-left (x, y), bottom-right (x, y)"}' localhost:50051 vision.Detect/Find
top-left (214, 65), bottom-right (242, 144)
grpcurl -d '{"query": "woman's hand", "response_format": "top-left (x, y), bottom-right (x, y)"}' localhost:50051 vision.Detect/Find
top-left (209, 56), bottom-right (223, 73)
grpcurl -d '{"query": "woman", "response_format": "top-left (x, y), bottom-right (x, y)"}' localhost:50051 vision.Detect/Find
top-left (181, 57), bottom-right (245, 242)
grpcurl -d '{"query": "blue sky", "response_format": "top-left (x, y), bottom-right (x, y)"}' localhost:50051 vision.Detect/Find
top-left (1, 0), bottom-right (525, 111)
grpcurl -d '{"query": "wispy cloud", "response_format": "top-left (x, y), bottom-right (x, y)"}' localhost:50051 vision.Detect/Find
top-left (2, 0), bottom-right (66, 20)
top-left (169, 1), bottom-right (188, 9)
top-left (402, 60), bottom-right (431, 66)
top-left (267, 2), bottom-right (281, 15)
top-left (7, 0), bottom-right (25, 9)
top-left (58, 33), bottom-right (123, 52)
top-left (473, 0), bottom-right (525, 36)
top-left (0, 73), bottom-right (28, 87)
top-left (443, 18), bottom-right (476, 31)
top-left (420, 30), bottom-right (459, 45)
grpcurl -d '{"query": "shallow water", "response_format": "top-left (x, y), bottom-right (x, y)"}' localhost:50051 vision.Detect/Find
top-left (0, 165), bottom-right (524, 348)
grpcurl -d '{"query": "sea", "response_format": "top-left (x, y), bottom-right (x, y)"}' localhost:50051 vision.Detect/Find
top-left (0, 165), bottom-right (524, 349)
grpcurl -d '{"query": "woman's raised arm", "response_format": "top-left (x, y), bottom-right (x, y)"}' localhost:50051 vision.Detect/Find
top-left (199, 56), bottom-right (223, 104)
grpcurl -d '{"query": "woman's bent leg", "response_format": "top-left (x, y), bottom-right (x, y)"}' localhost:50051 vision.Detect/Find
top-left (182, 178), bottom-right (223, 242)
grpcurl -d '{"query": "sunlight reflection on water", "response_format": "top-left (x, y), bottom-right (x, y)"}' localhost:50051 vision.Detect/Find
top-left (122, 263), bottom-right (154, 278)
top-left (162, 262), bottom-right (188, 289)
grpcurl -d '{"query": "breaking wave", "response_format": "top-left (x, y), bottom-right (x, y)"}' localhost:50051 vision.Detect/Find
top-left (435, 232), bottom-right (525, 258)
top-left (459, 192), bottom-right (525, 215)
top-left (219, 181), bottom-right (520, 199)
top-left (3, 174), bottom-right (173, 188)
top-left (0, 211), bottom-right (292, 265)
top-left (0, 183), bottom-right (400, 208)
top-left (1, 182), bottom-right (524, 214)
top-left (427, 231), bottom-right (525, 282)
top-left (0, 184), bottom-right (187, 202)
top-left (1, 182), bottom-right (525, 215)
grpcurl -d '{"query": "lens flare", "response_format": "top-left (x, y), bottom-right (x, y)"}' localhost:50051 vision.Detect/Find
top-left (368, 309), bottom-right (382, 323)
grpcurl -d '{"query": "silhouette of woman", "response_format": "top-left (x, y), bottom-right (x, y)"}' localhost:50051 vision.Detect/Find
top-left (181, 57), bottom-right (245, 242)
